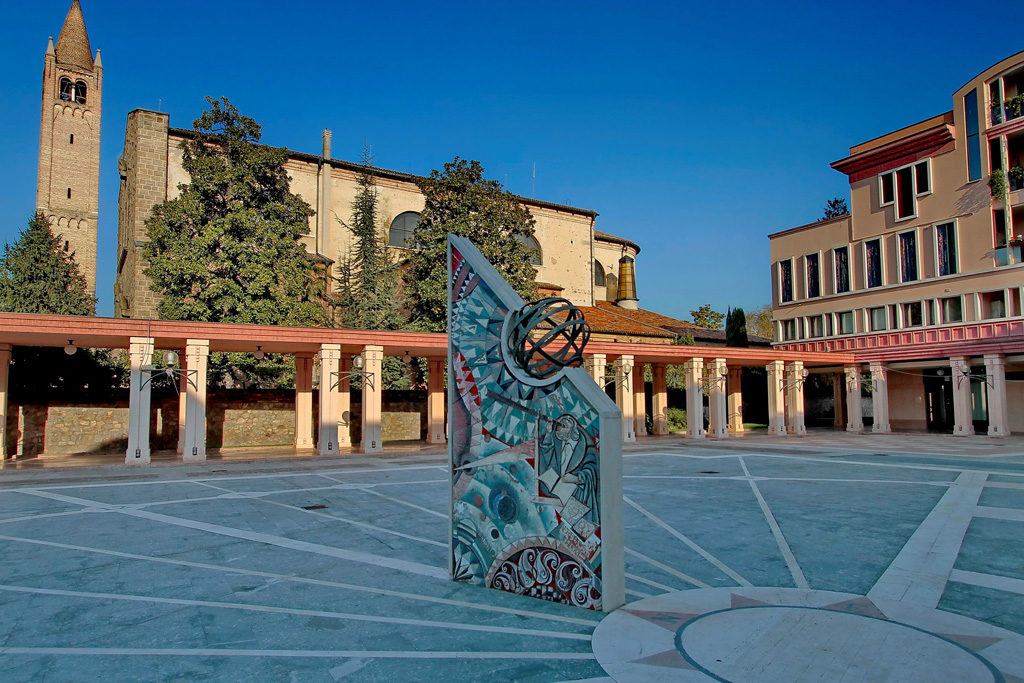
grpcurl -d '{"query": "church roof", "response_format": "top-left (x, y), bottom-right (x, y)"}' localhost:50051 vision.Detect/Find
top-left (54, 1), bottom-right (93, 71)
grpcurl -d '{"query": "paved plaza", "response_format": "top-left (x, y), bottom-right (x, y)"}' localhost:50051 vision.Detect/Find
top-left (0, 434), bottom-right (1023, 681)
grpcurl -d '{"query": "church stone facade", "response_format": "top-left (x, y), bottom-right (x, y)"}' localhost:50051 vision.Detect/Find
top-left (37, 0), bottom-right (102, 302)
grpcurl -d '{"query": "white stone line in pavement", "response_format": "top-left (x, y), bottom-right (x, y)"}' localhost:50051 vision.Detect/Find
top-left (867, 470), bottom-right (988, 608)
top-left (949, 569), bottom-right (1024, 596)
top-left (624, 572), bottom-right (678, 594)
top-left (190, 481), bottom-right (447, 549)
top-left (318, 473), bottom-right (447, 519)
top-left (0, 584), bottom-right (591, 641)
top-left (623, 451), bottom-right (740, 460)
top-left (18, 489), bottom-right (447, 580)
top-left (0, 508), bottom-right (105, 526)
top-left (0, 647), bottom-right (596, 660)
top-left (984, 481), bottom-right (1024, 490)
top-left (753, 452), bottom-right (1024, 478)
top-left (624, 495), bottom-right (752, 587)
top-left (624, 547), bottom-right (711, 589)
top-left (624, 474), bottom-right (951, 486)
top-left (974, 506), bottom-right (1024, 522)
top-left (0, 534), bottom-right (601, 627)
top-left (1, 463), bottom-right (445, 493)
top-left (739, 457), bottom-right (809, 589)
top-left (625, 588), bottom-right (652, 599)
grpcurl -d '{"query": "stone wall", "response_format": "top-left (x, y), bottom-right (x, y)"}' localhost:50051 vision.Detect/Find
top-left (5, 389), bottom-right (429, 456)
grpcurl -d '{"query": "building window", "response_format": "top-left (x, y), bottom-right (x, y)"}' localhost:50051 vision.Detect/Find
top-left (388, 211), bottom-right (420, 248)
top-left (74, 80), bottom-right (87, 104)
top-left (942, 296), bottom-right (963, 323)
top-left (834, 246), bottom-right (850, 294)
top-left (902, 301), bottom-right (923, 327)
top-left (67, 187), bottom-right (72, 199)
top-left (869, 307), bottom-right (888, 331)
top-left (59, 77), bottom-right (73, 101)
top-left (965, 89), bottom-right (981, 181)
top-left (879, 160), bottom-right (929, 217)
top-left (69, 134), bottom-right (74, 144)
top-left (935, 222), bottom-right (958, 276)
top-left (513, 234), bottom-right (542, 265)
top-left (808, 315), bottom-right (824, 338)
top-left (779, 260), bottom-right (793, 303)
top-left (981, 290), bottom-right (1006, 319)
top-left (805, 253), bottom-right (820, 298)
top-left (865, 239), bottom-right (882, 288)
top-left (879, 172), bottom-right (894, 206)
top-left (782, 319), bottom-right (797, 341)
top-left (898, 231), bottom-right (918, 282)
top-left (593, 260), bottom-right (606, 287)
top-left (837, 311), bottom-right (855, 335)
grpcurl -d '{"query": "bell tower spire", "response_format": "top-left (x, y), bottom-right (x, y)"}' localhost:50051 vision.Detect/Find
top-left (37, 1), bottom-right (102, 304)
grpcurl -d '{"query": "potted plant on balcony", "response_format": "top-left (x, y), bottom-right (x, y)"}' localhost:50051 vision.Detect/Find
top-left (1008, 94), bottom-right (1024, 119)
top-left (1008, 165), bottom-right (1024, 192)
top-left (990, 168), bottom-right (1008, 198)
top-left (1010, 233), bottom-right (1024, 247)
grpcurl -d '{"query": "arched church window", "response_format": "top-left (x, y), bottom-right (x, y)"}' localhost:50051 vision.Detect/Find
top-left (388, 211), bottom-right (420, 248)
top-left (593, 260), bottom-right (606, 287)
top-left (514, 234), bottom-right (542, 265)
top-left (59, 77), bottom-right (73, 101)
top-left (74, 80), bottom-right (87, 104)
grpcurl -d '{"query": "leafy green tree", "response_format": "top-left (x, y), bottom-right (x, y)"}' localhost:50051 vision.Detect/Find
top-left (0, 212), bottom-right (95, 315)
top-left (746, 304), bottom-right (774, 340)
top-left (690, 303), bottom-right (725, 329)
top-left (406, 158), bottom-right (538, 331)
top-left (143, 97), bottom-right (328, 328)
top-left (822, 197), bottom-right (848, 219)
top-left (725, 307), bottom-right (748, 347)
top-left (0, 213), bottom-right (123, 398)
top-left (334, 146), bottom-right (403, 332)
top-left (143, 97), bottom-right (330, 387)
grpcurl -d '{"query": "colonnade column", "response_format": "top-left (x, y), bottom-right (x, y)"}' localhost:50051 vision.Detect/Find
top-left (784, 361), bottom-right (807, 436)
top-left (683, 358), bottom-right (705, 439)
top-left (727, 365), bottom-right (744, 435)
top-left (870, 361), bottom-right (891, 433)
top-left (427, 358), bottom-right (446, 444)
top-left (126, 336), bottom-right (155, 465)
top-left (651, 363), bottom-right (669, 436)
top-left (707, 358), bottom-right (728, 438)
top-left (294, 353), bottom-right (315, 449)
top-left (632, 364), bottom-right (647, 437)
top-left (318, 343), bottom-right (340, 455)
top-left (182, 339), bottom-right (209, 463)
top-left (177, 348), bottom-right (187, 454)
top-left (615, 356), bottom-right (636, 443)
top-left (337, 355), bottom-right (353, 448)
top-left (361, 345), bottom-right (384, 454)
top-left (844, 365), bottom-right (864, 432)
top-left (0, 344), bottom-right (10, 459)
top-left (588, 353), bottom-right (607, 387)
top-left (950, 357), bottom-right (974, 437)
top-left (766, 360), bottom-right (786, 436)
top-left (984, 354), bottom-right (1009, 438)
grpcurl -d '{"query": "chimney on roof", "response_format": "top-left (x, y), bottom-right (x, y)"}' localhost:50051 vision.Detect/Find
top-left (615, 255), bottom-right (638, 310)
top-left (322, 129), bottom-right (332, 160)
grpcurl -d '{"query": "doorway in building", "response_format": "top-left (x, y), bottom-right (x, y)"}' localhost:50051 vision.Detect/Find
top-left (923, 369), bottom-right (953, 432)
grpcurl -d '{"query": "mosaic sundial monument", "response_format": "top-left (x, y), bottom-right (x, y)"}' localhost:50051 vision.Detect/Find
top-left (447, 235), bottom-right (624, 612)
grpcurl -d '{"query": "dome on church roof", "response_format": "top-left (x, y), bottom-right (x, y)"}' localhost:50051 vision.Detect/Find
top-left (54, 1), bottom-right (93, 71)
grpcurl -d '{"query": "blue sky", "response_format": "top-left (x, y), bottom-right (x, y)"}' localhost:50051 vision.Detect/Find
top-left (0, 0), bottom-right (1021, 320)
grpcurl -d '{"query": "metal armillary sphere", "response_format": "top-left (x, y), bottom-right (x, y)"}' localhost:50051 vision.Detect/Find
top-left (507, 298), bottom-right (590, 379)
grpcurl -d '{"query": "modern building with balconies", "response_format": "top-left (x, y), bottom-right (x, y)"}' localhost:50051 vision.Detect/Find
top-left (769, 51), bottom-right (1024, 435)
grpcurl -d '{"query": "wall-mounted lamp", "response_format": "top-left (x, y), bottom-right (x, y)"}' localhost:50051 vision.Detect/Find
top-left (63, 339), bottom-right (77, 356)
top-left (141, 350), bottom-right (197, 391)
top-left (402, 350), bottom-right (412, 364)
top-left (254, 345), bottom-right (265, 361)
top-left (780, 367), bottom-right (809, 391)
top-left (334, 353), bottom-right (375, 390)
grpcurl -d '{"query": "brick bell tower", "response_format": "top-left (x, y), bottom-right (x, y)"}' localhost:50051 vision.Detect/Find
top-left (37, 0), bottom-right (102, 303)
